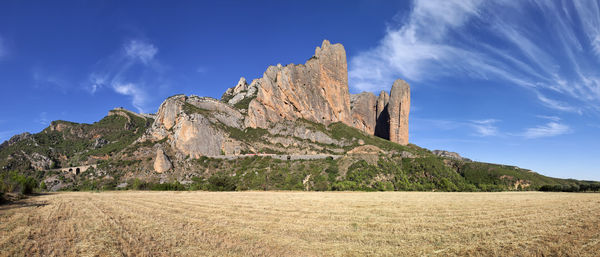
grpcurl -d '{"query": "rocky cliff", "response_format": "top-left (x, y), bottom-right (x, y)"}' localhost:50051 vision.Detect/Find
top-left (223, 40), bottom-right (411, 145)
top-left (388, 79), bottom-right (410, 145)
top-left (348, 80), bottom-right (409, 145)
top-left (242, 40), bottom-right (353, 128)
top-left (144, 94), bottom-right (245, 160)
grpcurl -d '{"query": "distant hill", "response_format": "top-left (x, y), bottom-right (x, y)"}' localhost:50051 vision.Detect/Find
top-left (1, 40), bottom-right (598, 194)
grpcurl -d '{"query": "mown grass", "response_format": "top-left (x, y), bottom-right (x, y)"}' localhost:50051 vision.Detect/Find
top-left (1, 191), bottom-right (599, 256)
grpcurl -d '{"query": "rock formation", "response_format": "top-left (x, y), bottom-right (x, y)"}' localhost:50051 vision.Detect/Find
top-left (221, 77), bottom-right (259, 106)
top-left (153, 149), bottom-right (172, 173)
top-left (144, 95), bottom-right (243, 158)
top-left (221, 39), bottom-right (410, 146)
top-left (348, 80), bottom-right (409, 145)
top-left (388, 79), bottom-right (410, 145)
top-left (350, 92), bottom-right (377, 135)
top-left (432, 150), bottom-right (472, 162)
top-left (243, 40), bottom-right (353, 128)
top-left (374, 90), bottom-right (390, 140)
top-left (0, 132), bottom-right (32, 150)
top-left (143, 40), bottom-right (411, 160)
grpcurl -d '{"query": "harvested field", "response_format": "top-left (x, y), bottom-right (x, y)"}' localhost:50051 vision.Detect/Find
top-left (1, 191), bottom-right (599, 256)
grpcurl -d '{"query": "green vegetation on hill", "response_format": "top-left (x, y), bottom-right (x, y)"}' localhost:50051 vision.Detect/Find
top-left (1, 105), bottom-right (598, 194)
top-left (296, 119), bottom-right (430, 156)
top-left (0, 111), bottom-right (151, 172)
top-left (56, 154), bottom-right (600, 192)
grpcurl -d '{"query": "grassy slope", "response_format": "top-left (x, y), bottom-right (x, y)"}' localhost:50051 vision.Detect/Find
top-left (0, 111), bottom-right (150, 172)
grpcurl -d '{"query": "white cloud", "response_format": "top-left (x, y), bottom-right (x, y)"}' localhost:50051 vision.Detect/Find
top-left (522, 122), bottom-right (571, 139)
top-left (536, 115), bottom-right (561, 122)
top-left (349, 0), bottom-right (600, 113)
top-left (536, 93), bottom-right (581, 113)
top-left (572, 0), bottom-right (600, 58)
top-left (470, 119), bottom-right (499, 137)
top-left (88, 39), bottom-right (165, 113)
top-left (113, 83), bottom-right (148, 113)
top-left (412, 117), bottom-right (501, 137)
top-left (124, 40), bottom-right (157, 64)
top-left (35, 112), bottom-right (49, 125)
top-left (349, 0), bottom-right (484, 90)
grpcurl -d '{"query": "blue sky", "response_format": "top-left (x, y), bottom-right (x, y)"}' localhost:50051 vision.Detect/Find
top-left (1, 0), bottom-right (599, 180)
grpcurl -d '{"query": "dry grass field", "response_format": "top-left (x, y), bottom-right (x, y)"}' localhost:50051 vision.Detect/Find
top-left (1, 191), bottom-right (599, 257)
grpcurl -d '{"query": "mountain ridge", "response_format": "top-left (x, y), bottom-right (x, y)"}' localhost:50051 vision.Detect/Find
top-left (1, 40), bottom-right (598, 193)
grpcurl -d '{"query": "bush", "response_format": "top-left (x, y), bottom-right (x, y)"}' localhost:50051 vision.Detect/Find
top-left (40, 181), bottom-right (47, 191)
top-left (207, 173), bottom-right (237, 191)
top-left (132, 178), bottom-right (145, 190)
top-left (149, 181), bottom-right (185, 191)
top-left (332, 181), bottom-right (358, 191)
top-left (0, 172), bottom-right (39, 195)
top-left (312, 174), bottom-right (330, 191)
top-left (374, 181), bottom-right (394, 191)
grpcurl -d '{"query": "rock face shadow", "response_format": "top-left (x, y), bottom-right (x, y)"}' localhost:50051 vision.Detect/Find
top-left (374, 106), bottom-right (390, 140)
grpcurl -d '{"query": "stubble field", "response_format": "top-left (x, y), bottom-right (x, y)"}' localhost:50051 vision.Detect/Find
top-left (1, 191), bottom-right (599, 256)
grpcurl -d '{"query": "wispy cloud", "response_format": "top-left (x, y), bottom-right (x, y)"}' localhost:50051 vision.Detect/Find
top-left (536, 93), bottom-right (581, 114)
top-left (572, 1), bottom-right (600, 59)
top-left (113, 83), bottom-right (148, 112)
top-left (125, 40), bottom-right (158, 64)
top-left (349, 0), bottom-right (600, 113)
top-left (522, 122), bottom-right (571, 139)
top-left (470, 119), bottom-right (499, 137)
top-left (35, 112), bottom-right (49, 125)
top-left (412, 117), bottom-right (500, 137)
top-left (536, 115), bottom-right (561, 122)
top-left (88, 39), bottom-right (164, 113)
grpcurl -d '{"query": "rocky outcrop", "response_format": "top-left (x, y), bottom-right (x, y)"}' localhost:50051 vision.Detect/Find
top-left (244, 40), bottom-right (352, 128)
top-left (267, 120), bottom-right (345, 146)
top-left (142, 40), bottom-right (410, 161)
top-left (350, 92), bottom-right (377, 135)
top-left (432, 150), bottom-right (471, 162)
top-left (144, 95), bottom-right (244, 158)
top-left (155, 95), bottom-right (187, 131)
top-left (387, 79), bottom-right (410, 145)
top-left (348, 80), bottom-right (409, 145)
top-left (374, 91), bottom-right (390, 139)
top-left (25, 152), bottom-right (54, 171)
top-left (347, 145), bottom-right (384, 155)
top-left (93, 138), bottom-right (108, 149)
top-left (153, 149), bottom-right (172, 173)
top-left (376, 91), bottom-right (389, 120)
top-left (172, 114), bottom-right (224, 158)
top-left (221, 77), bottom-right (258, 106)
top-left (0, 132), bottom-right (32, 150)
top-left (219, 40), bottom-right (410, 146)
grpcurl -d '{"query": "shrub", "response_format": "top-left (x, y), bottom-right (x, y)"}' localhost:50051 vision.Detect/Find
top-left (0, 172), bottom-right (39, 195)
top-left (132, 178), bottom-right (144, 190)
top-left (312, 174), bottom-right (330, 191)
top-left (207, 173), bottom-right (238, 191)
top-left (332, 181), bottom-right (358, 191)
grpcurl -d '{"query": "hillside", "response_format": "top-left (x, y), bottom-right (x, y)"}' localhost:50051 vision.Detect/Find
top-left (1, 40), bottom-right (598, 195)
